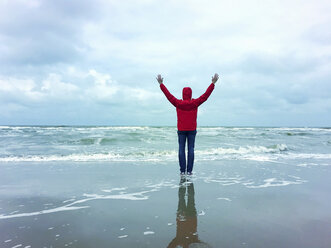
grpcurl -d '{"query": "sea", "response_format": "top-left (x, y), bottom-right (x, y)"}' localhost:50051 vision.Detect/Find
top-left (0, 126), bottom-right (330, 164)
top-left (0, 126), bottom-right (331, 248)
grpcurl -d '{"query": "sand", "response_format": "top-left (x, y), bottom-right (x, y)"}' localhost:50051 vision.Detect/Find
top-left (1, 160), bottom-right (331, 247)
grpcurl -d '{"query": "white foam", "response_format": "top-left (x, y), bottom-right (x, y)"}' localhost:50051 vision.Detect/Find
top-left (0, 144), bottom-right (293, 163)
top-left (146, 181), bottom-right (177, 190)
top-left (82, 190), bottom-right (150, 201)
top-left (246, 177), bottom-right (307, 189)
top-left (198, 210), bottom-right (205, 216)
top-left (5, 240), bottom-right (12, 243)
top-left (296, 163), bottom-right (308, 167)
top-left (12, 245), bottom-right (22, 248)
top-left (0, 189), bottom-right (153, 220)
top-left (0, 153), bottom-right (122, 162)
top-left (288, 175), bottom-right (301, 179)
top-left (102, 187), bottom-right (127, 193)
top-left (217, 197), bottom-right (232, 202)
top-left (284, 153), bottom-right (331, 160)
top-left (243, 155), bottom-right (277, 162)
top-left (118, 235), bottom-right (128, 239)
top-left (0, 126), bottom-right (11, 128)
top-left (2, 149), bottom-right (329, 163)
top-left (196, 144), bottom-right (288, 156)
top-left (272, 127), bottom-right (331, 132)
top-left (0, 205), bottom-right (88, 220)
top-left (243, 152), bottom-right (331, 163)
top-left (203, 176), bottom-right (249, 186)
top-left (143, 231), bottom-right (155, 235)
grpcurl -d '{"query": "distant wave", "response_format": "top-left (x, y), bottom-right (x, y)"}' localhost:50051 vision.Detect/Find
top-left (0, 126), bottom-right (151, 131)
top-left (285, 132), bottom-right (310, 136)
top-left (1, 126), bottom-right (330, 131)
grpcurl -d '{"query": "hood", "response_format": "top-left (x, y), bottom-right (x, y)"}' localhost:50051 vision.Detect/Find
top-left (182, 87), bottom-right (192, 100)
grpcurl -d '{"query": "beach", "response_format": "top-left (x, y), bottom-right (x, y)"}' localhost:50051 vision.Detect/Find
top-left (1, 126), bottom-right (331, 247)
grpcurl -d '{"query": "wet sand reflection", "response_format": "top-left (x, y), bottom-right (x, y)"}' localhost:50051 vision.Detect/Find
top-left (168, 176), bottom-right (211, 248)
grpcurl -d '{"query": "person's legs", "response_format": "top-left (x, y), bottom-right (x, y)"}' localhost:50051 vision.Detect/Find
top-left (187, 130), bottom-right (197, 173)
top-left (177, 131), bottom-right (187, 173)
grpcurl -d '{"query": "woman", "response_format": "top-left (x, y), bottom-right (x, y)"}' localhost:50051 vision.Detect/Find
top-left (157, 73), bottom-right (219, 175)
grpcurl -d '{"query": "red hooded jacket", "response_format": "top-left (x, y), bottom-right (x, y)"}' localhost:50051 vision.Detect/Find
top-left (160, 83), bottom-right (215, 131)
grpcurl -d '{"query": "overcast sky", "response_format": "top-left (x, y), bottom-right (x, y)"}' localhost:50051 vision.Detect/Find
top-left (0, 0), bottom-right (330, 126)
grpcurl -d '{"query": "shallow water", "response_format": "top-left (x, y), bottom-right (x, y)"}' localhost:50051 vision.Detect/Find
top-left (0, 160), bottom-right (331, 248)
top-left (0, 126), bottom-right (331, 247)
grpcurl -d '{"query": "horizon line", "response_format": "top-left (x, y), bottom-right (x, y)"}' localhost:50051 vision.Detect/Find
top-left (1, 125), bottom-right (330, 128)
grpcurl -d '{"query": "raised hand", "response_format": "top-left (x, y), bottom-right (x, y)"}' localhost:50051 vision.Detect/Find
top-left (156, 74), bottom-right (163, 84)
top-left (212, 73), bottom-right (219, 84)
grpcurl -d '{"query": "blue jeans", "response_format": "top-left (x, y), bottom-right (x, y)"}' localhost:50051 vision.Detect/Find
top-left (177, 130), bottom-right (197, 173)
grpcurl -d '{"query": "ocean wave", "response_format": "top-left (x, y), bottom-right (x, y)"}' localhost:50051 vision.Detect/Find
top-left (285, 132), bottom-right (311, 136)
top-left (282, 153), bottom-right (331, 159)
top-left (0, 153), bottom-right (122, 162)
top-left (79, 126), bottom-right (150, 131)
top-left (0, 126), bottom-right (11, 129)
top-left (58, 136), bottom-right (151, 146)
top-left (196, 144), bottom-right (288, 156)
top-left (271, 127), bottom-right (331, 132)
top-left (0, 144), bottom-right (288, 162)
top-left (79, 138), bottom-right (97, 145)
top-left (0, 150), bottom-right (178, 162)
top-left (77, 137), bottom-right (118, 145)
top-left (0, 143), bottom-right (330, 162)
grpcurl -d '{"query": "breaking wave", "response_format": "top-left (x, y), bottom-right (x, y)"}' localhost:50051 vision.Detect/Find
top-left (1, 126), bottom-right (330, 164)
top-left (196, 144), bottom-right (288, 156)
top-left (3, 144), bottom-right (328, 163)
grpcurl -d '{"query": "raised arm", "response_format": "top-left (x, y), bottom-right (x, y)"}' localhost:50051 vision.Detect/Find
top-left (157, 74), bottom-right (179, 107)
top-left (194, 73), bottom-right (219, 106)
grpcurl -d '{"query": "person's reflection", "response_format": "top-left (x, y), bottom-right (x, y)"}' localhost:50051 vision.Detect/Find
top-left (168, 177), bottom-right (210, 248)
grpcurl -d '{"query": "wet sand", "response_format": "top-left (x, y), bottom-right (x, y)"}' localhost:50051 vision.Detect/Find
top-left (1, 160), bottom-right (331, 248)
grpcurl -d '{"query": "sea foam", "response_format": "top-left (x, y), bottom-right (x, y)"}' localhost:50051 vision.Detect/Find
top-left (0, 144), bottom-right (290, 162)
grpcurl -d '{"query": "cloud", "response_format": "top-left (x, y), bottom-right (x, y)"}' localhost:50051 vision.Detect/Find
top-left (41, 73), bottom-right (79, 98)
top-left (0, 77), bottom-right (43, 104)
top-left (85, 69), bottom-right (119, 104)
top-left (0, 0), bottom-right (330, 125)
top-left (0, 67), bottom-right (162, 118)
top-left (0, 0), bottom-right (101, 65)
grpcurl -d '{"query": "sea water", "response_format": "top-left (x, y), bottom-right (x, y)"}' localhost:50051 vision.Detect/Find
top-left (0, 126), bottom-right (331, 248)
top-left (0, 126), bottom-right (330, 164)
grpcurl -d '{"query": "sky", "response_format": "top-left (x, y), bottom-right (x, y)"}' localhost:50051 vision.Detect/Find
top-left (0, 0), bottom-right (330, 126)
